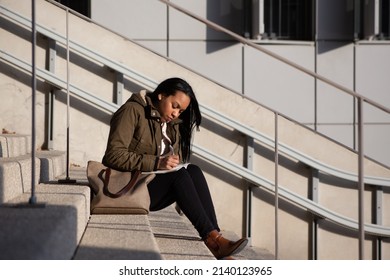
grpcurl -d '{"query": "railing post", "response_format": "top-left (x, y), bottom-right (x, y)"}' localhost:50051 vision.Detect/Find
top-left (244, 136), bottom-right (254, 245)
top-left (46, 39), bottom-right (56, 150)
top-left (310, 168), bottom-right (319, 260)
top-left (357, 97), bottom-right (365, 260)
top-left (374, 187), bottom-right (383, 259)
top-left (58, 7), bottom-right (76, 184)
top-left (115, 72), bottom-right (124, 105)
top-left (29, 0), bottom-right (37, 204)
top-left (274, 113), bottom-right (279, 260)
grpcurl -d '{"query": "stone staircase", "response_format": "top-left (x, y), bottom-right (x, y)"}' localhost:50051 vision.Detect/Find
top-left (0, 133), bottom-right (273, 260)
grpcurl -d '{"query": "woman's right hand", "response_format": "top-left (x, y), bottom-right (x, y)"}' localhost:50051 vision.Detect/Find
top-left (157, 154), bottom-right (180, 170)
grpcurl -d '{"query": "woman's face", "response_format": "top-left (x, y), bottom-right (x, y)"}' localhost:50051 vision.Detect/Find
top-left (157, 90), bottom-right (191, 123)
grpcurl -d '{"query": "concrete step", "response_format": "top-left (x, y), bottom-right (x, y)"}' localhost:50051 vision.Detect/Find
top-left (69, 167), bottom-right (162, 260)
top-left (0, 133), bottom-right (31, 158)
top-left (0, 147), bottom-right (91, 260)
top-left (0, 150), bottom-right (66, 204)
top-left (0, 154), bottom-right (40, 203)
top-left (148, 205), bottom-right (214, 260)
top-left (36, 150), bottom-right (66, 182)
top-left (149, 205), bottom-right (275, 260)
top-left (220, 231), bottom-right (275, 260)
top-left (0, 183), bottom-right (90, 259)
top-left (74, 214), bottom-right (161, 260)
top-left (56, 165), bottom-right (89, 185)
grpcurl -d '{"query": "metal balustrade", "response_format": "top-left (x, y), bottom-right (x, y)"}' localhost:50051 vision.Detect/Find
top-left (1, 0), bottom-right (390, 259)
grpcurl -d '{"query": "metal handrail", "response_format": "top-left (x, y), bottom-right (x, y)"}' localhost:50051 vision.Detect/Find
top-left (0, 51), bottom-right (120, 113)
top-left (192, 145), bottom-right (390, 238)
top-left (201, 103), bottom-right (390, 187)
top-left (2, 50), bottom-right (390, 239)
top-left (5, 3), bottom-right (387, 188)
top-left (2, 47), bottom-right (389, 190)
top-left (0, 5), bottom-right (157, 91)
top-left (2, 5), bottom-right (389, 187)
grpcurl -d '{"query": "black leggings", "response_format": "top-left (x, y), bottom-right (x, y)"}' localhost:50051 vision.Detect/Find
top-left (147, 164), bottom-right (220, 239)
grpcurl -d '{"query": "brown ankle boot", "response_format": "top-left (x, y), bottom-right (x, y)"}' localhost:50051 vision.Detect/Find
top-left (205, 230), bottom-right (248, 259)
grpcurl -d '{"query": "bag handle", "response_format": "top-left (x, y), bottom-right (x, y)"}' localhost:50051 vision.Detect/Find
top-left (103, 168), bottom-right (142, 198)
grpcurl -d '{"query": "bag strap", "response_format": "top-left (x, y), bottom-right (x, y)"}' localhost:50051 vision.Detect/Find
top-left (103, 168), bottom-right (142, 198)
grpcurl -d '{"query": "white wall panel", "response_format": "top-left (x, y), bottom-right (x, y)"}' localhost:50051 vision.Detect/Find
top-left (91, 0), bottom-right (167, 40)
top-left (244, 44), bottom-right (315, 124)
top-left (169, 41), bottom-right (243, 93)
top-left (356, 44), bottom-right (390, 108)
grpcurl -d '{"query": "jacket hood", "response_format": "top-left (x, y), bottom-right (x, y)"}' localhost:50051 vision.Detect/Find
top-left (128, 90), bottom-right (182, 125)
top-left (128, 89), bottom-right (150, 106)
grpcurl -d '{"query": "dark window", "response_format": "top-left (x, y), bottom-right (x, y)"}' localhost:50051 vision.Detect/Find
top-left (55, 0), bottom-right (90, 17)
top-left (379, 0), bottom-right (389, 39)
top-left (263, 0), bottom-right (314, 41)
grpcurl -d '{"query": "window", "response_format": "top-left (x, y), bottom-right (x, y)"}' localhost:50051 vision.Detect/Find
top-left (379, 0), bottom-right (389, 39)
top-left (55, 0), bottom-right (90, 17)
top-left (358, 0), bottom-right (390, 40)
top-left (262, 0), bottom-right (314, 41)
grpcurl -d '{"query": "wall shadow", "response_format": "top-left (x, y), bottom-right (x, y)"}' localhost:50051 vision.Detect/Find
top-left (206, 0), bottom-right (243, 53)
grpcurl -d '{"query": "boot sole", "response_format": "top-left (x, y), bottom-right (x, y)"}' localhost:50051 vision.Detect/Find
top-left (216, 238), bottom-right (249, 259)
top-left (230, 238), bottom-right (248, 256)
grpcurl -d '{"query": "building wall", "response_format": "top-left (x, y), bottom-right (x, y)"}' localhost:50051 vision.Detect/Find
top-left (91, 0), bottom-right (390, 167)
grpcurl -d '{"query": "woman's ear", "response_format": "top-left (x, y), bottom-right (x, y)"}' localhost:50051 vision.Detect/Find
top-left (158, 93), bottom-right (163, 101)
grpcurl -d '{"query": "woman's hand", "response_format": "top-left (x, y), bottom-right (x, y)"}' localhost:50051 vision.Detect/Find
top-left (157, 154), bottom-right (180, 170)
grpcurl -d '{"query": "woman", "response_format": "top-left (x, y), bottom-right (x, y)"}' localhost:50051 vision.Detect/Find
top-left (102, 77), bottom-right (247, 259)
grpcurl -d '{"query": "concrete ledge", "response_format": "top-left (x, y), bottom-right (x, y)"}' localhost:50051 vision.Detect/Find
top-left (60, 166), bottom-right (88, 185)
top-left (0, 184), bottom-right (90, 259)
top-left (9, 184), bottom-right (91, 241)
top-left (0, 155), bottom-right (40, 203)
top-left (0, 136), bottom-right (7, 157)
top-left (0, 134), bottom-right (31, 158)
top-left (36, 150), bottom-right (66, 182)
top-left (0, 204), bottom-right (79, 259)
top-left (74, 214), bottom-right (161, 260)
top-left (0, 150), bottom-right (67, 204)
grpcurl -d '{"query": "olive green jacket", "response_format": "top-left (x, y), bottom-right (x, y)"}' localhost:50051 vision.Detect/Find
top-left (102, 90), bottom-right (182, 172)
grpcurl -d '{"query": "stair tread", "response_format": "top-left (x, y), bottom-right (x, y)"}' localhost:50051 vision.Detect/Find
top-left (149, 205), bottom-right (215, 260)
top-left (0, 183), bottom-right (90, 260)
top-left (219, 231), bottom-right (275, 260)
top-left (149, 205), bottom-right (274, 260)
top-left (0, 134), bottom-right (31, 158)
top-left (1, 150), bottom-right (69, 203)
top-left (74, 214), bottom-right (161, 260)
